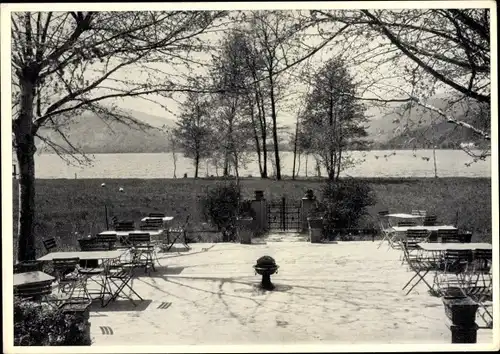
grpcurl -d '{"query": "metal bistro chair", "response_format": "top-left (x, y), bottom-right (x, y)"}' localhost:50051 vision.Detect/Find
top-left (377, 211), bottom-right (395, 249)
top-left (128, 233), bottom-right (158, 273)
top-left (42, 237), bottom-right (58, 253)
top-left (461, 249), bottom-right (493, 328)
top-left (401, 229), bottom-right (430, 265)
top-left (438, 229), bottom-right (461, 243)
top-left (51, 257), bottom-right (92, 302)
top-left (149, 212), bottom-right (166, 218)
top-left (434, 249), bottom-right (473, 297)
top-left (423, 215), bottom-right (438, 226)
top-left (140, 218), bottom-right (163, 231)
top-left (412, 210), bottom-right (427, 217)
top-left (163, 215), bottom-right (191, 252)
top-left (400, 240), bottom-right (440, 296)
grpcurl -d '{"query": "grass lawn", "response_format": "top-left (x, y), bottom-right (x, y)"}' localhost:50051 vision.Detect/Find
top-left (11, 177), bottom-right (492, 258)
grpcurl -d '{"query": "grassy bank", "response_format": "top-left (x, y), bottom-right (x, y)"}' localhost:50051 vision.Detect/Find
top-left (11, 177), bottom-right (492, 257)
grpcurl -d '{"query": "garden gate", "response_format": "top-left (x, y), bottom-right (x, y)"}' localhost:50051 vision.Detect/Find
top-left (267, 196), bottom-right (302, 232)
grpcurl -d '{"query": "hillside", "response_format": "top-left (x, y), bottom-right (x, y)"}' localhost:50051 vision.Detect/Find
top-left (36, 110), bottom-right (177, 154)
top-left (376, 98), bottom-right (490, 150)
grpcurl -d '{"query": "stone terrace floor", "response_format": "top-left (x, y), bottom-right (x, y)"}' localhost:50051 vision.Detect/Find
top-left (87, 236), bottom-right (494, 348)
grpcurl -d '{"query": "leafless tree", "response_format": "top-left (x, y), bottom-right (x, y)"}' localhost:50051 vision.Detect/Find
top-left (11, 10), bottom-right (227, 261)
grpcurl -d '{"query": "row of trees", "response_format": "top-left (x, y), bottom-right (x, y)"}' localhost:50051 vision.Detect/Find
top-left (10, 8), bottom-right (491, 261)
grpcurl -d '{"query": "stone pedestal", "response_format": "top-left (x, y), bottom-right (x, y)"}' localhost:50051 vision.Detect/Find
top-left (308, 217), bottom-right (324, 243)
top-left (237, 217), bottom-right (254, 244)
top-left (443, 296), bottom-right (479, 343)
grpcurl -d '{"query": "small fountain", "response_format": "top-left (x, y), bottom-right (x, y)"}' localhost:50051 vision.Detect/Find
top-left (253, 256), bottom-right (279, 290)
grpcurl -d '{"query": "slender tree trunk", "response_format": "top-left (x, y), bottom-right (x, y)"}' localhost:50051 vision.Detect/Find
top-left (269, 73), bottom-right (281, 180)
top-left (15, 77), bottom-right (37, 261)
top-left (256, 86), bottom-right (268, 178)
top-left (292, 114), bottom-right (300, 180)
top-left (305, 153), bottom-right (309, 177)
top-left (249, 99), bottom-right (263, 177)
top-left (297, 152), bottom-right (301, 177)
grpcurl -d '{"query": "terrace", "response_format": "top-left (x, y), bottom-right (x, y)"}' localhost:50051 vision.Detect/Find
top-left (83, 239), bottom-right (493, 346)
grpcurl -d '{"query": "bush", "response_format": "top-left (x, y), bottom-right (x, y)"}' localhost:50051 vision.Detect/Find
top-left (200, 182), bottom-right (241, 242)
top-left (14, 299), bottom-right (92, 346)
top-left (320, 178), bottom-right (376, 230)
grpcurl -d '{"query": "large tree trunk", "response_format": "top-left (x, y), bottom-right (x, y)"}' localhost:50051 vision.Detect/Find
top-left (268, 73), bottom-right (281, 180)
top-left (15, 77), bottom-right (37, 262)
top-left (194, 152), bottom-right (200, 179)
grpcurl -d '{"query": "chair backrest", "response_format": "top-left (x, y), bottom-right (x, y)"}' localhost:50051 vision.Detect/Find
top-left (42, 238), bottom-right (57, 252)
top-left (128, 233), bottom-right (151, 245)
top-left (438, 229), bottom-right (460, 243)
top-left (52, 257), bottom-right (80, 278)
top-left (96, 233), bottom-right (118, 244)
top-left (398, 221), bottom-right (416, 227)
top-left (115, 221), bottom-right (135, 231)
top-left (149, 212), bottom-right (165, 218)
top-left (78, 238), bottom-right (111, 251)
top-left (444, 249), bottom-right (473, 262)
top-left (406, 229), bottom-right (429, 248)
top-left (411, 210), bottom-right (426, 216)
top-left (110, 216), bottom-right (119, 226)
top-left (472, 249), bottom-right (492, 272)
top-left (423, 215), bottom-right (437, 226)
top-left (378, 210), bottom-right (389, 217)
top-left (140, 219), bottom-right (163, 230)
top-left (14, 281), bottom-right (53, 298)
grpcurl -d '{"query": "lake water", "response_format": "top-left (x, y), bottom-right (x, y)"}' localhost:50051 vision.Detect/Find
top-left (22, 150), bottom-right (490, 179)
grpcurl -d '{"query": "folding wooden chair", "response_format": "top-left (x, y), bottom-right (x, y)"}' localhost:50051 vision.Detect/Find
top-left (128, 233), bottom-right (159, 273)
top-left (376, 211), bottom-right (395, 249)
top-left (149, 212), bottom-right (166, 218)
top-left (460, 249), bottom-right (492, 328)
top-left (398, 221), bottom-right (417, 227)
top-left (434, 249), bottom-right (473, 297)
top-left (103, 263), bottom-right (143, 307)
top-left (412, 210), bottom-right (427, 217)
top-left (400, 241), bottom-right (440, 296)
top-left (163, 215), bottom-right (191, 252)
top-left (423, 215), bottom-right (437, 226)
top-left (438, 229), bottom-right (461, 243)
top-left (42, 237), bottom-right (57, 253)
top-left (401, 229), bottom-right (430, 265)
top-left (140, 218), bottom-right (163, 230)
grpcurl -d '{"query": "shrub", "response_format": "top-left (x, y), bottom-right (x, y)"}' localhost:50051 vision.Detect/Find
top-left (200, 182), bottom-right (241, 242)
top-left (14, 299), bottom-right (92, 346)
top-left (320, 178), bottom-right (376, 230)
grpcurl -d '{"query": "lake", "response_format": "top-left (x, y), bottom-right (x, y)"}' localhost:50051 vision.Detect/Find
top-left (21, 150), bottom-right (490, 179)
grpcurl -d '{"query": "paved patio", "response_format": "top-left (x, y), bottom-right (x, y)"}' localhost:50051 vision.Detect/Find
top-left (88, 237), bottom-right (494, 347)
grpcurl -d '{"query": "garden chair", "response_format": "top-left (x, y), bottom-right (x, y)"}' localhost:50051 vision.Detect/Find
top-left (50, 257), bottom-right (96, 304)
top-left (114, 221), bottom-right (135, 231)
top-left (460, 249), bottom-right (492, 328)
top-left (128, 233), bottom-right (159, 273)
top-left (438, 229), bottom-right (461, 243)
top-left (412, 210), bottom-right (427, 216)
top-left (42, 237), bottom-right (57, 253)
top-left (149, 212), bottom-right (166, 218)
top-left (400, 229), bottom-right (430, 265)
top-left (398, 221), bottom-right (417, 227)
top-left (139, 218), bottom-right (163, 230)
top-left (376, 211), bottom-right (395, 249)
top-left (423, 215), bottom-right (438, 226)
top-left (433, 249), bottom-right (473, 297)
top-left (162, 215), bottom-right (191, 252)
top-left (103, 262), bottom-right (143, 307)
top-left (399, 241), bottom-right (440, 296)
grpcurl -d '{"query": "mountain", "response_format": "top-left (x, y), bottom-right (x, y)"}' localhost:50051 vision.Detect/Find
top-left (376, 97), bottom-right (490, 150)
top-left (36, 110), bottom-right (177, 154)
